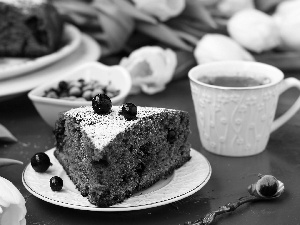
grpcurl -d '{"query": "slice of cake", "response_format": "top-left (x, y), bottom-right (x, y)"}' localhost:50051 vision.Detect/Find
top-left (0, 0), bottom-right (63, 57)
top-left (53, 97), bottom-right (191, 207)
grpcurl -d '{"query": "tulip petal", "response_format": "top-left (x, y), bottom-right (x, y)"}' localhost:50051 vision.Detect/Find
top-left (120, 46), bottom-right (177, 95)
top-left (132, 0), bottom-right (185, 22)
top-left (0, 177), bottom-right (26, 225)
top-left (194, 34), bottom-right (255, 64)
top-left (141, 84), bottom-right (166, 95)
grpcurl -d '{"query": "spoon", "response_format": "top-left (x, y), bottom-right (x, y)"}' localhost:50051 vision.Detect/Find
top-left (183, 174), bottom-right (284, 225)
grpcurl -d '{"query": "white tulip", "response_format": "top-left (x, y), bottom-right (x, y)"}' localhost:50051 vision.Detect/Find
top-left (194, 34), bottom-right (254, 64)
top-left (228, 9), bottom-right (281, 53)
top-left (120, 46), bottom-right (177, 95)
top-left (273, 0), bottom-right (300, 51)
top-left (132, 0), bottom-right (186, 21)
top-left (216, 0), bottom-right (254, 17)
top-left (274, 0), bottom-right (300, 16)
top-left (0, 176), bottom-right (26, 225)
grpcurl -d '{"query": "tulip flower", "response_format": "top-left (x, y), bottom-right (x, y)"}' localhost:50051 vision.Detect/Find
top-left (0, 176), bottom-right (26, 225)
top-left (120, 46), bottom-right (177, 95)
top-left (227, 9), bottom-right (281, 53)
top-left (132, 0), bottom-right (186, 22)
top-left (194, 34), bottom-right (254, 64)
top-left (273, 0), bottom-right (300, 51)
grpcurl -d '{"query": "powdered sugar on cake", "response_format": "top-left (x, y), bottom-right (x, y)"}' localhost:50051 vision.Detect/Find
top-left (65, 106), bottom-right (177, 151)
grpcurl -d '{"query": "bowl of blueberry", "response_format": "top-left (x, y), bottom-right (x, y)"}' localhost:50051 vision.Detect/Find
top-left (28, 61), bottom-right (132, 128)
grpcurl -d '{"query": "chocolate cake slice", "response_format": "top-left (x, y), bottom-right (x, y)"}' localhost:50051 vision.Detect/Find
top-left (53, 105), bottom-right (191, 207)
top-left (0, 0), bottom-right (63, 57)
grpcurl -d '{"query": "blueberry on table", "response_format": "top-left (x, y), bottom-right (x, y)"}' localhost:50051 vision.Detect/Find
top-left (50, 176), bottom-right (63, 191)
top-left (31, 152), bottom-right (52, 172)
top-left (92, 94), bottom-right (112, 115)
top-left (120, 103), bottom-right (137, 121)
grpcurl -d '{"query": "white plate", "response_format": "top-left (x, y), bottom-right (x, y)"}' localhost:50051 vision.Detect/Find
top-left (0, 33), bottom-right (101, 101)
top-left (22, 148), bottom-right (211, 212)
top-left (0, 24), bottom-right (81, 80)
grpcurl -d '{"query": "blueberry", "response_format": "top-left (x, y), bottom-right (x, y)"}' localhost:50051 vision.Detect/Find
top-left (31, 152), bottom-right (52, 172)
top-left (78, 78), bottom-right (85, 84)
top-left (167, 130), bottom-right (176, 144)
top-left (50, 176), bottom-right (63, 191)
top-left (58, 80), bottom-right (68, 91)
top-left (120, 103), bottom-right (137, 121)
top-left (92, 94), bottom-right (112, 115)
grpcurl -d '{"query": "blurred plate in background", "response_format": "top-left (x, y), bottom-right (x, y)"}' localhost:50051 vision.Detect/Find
top-left (0, 24), bottom-right (81, 80)
top-left (0, 33), bottom-right (101, 102)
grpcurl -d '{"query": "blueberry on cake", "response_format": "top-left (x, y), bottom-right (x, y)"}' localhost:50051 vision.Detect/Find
top-left (0, 0), bottom-right (63, 57)
top-left (53, 94), bottom-right (191, 207)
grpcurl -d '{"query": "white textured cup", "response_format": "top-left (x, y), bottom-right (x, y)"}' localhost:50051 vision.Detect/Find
top-left (189, 61), bottom-right (300, 156)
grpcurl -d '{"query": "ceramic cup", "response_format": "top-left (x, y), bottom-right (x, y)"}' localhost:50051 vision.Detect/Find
top-left (188, 61), bottom-right (300, 157)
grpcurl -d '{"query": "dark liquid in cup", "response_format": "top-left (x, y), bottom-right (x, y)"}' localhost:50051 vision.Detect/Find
top-left (198, 76), bottom-right (270, 87)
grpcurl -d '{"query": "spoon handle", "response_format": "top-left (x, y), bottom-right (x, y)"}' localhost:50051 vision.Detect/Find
top-left (184, 175), bottom-right (284, 225)
top-left (184, 195), bottom-right (259, 225)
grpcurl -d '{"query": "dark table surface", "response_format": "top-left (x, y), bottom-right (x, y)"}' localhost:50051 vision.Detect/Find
top-left (0, 70), bottom-right (300, 225)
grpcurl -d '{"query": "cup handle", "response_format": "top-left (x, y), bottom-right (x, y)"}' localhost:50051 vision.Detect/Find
top-left (271, 77), bottom-right (300, 132)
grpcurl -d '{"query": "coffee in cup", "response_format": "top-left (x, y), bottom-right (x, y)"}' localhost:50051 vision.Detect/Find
top-left (197, 75), bottom-right (271, 87)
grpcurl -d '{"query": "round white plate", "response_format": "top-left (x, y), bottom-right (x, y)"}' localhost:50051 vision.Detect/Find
top-left (0, 24), bottom-right (82, 80)
top-left (22, 148), bottom-right (211, 212)
top-left (0, 33), bottom-right (101, 101)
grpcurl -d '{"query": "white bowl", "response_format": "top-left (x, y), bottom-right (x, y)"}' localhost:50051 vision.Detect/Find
top-left (28, 62), bottom-right (132, 128)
